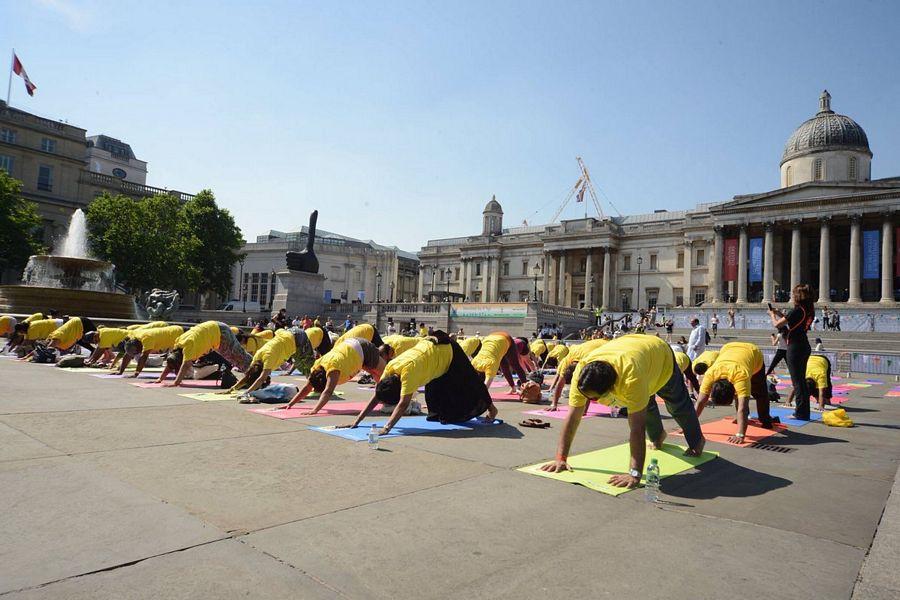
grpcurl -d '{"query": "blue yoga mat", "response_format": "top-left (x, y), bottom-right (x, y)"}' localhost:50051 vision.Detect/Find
top-left (311, 416), bottom-right (501, 441)
top-left (752, 406), bottom-right (823, 427)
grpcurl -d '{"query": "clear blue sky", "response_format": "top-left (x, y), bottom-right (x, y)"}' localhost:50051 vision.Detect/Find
top-left (4, 1), bottom-right (899, 252)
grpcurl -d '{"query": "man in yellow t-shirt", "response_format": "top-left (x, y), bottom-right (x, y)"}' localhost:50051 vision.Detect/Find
top-left (45, 317), bottom-right (98, 353)
top-left (530, 339), bottom-right (548, 364)
top-left (162, 321), bottom-right (253, 386)
top-left (228, 327), bottom-right (311, 398)
top-left (119, 325), bottom-right (185, 377)
top-left (340, 333), bottom-right (497, 435)
top-left (692, 349), bottom-right (720, 377)
top-left (379, 334), bottom-right (421, 362)
top-left (83, 327), bottom-right (130, 366)
top-left (786, 354), bottom-right (833, 411)
top-left (695, 342), bottom-right (774, 443)
top-left (336, 323), bottom-right (384, 347)
top-left (543, 343), bottom-right (569, 368)
top-left (541, 335), bottom-right (705, 489)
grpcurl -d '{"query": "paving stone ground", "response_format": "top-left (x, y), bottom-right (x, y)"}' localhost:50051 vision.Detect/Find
top-left (1, 358), bottom-right (897, 599)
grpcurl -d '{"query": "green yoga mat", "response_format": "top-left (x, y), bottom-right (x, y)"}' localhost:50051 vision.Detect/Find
top-left (518, 442), bottom-right (718, 496)
top-left (180, 390), bottom-right (345, 403)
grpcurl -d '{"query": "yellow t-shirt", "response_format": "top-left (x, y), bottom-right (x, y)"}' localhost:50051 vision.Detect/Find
top-left (382, 335), bottom-right (420, 358)
top-left (253, 329), bottom-right (296, 371)
top-left (26, 319), bottom-right (62, 340)
top-left (336, 324), bottom-right (375, 345)
top-left (547, 344), bottom-right (570, 362)
top-left (674, 351), bottom-right (691, 374)
top-left (133, 325), bottom-right (184, 352)
top-left (47, 318), bottom-right (84, 349)
top-left (530, 339), bottom-right (547, 356)
top-left (127, 321), bottom-right (169, 331)
top-left (558, 339), bottom-right (608, 373)
top-left (470, 334), bottom-right (510, 380)
top-left (458, 337), bottom-right (481, 357)
top-left (0, 315), bottom-right (15, 336)
top-left (312, 341), bottom-right (364, 385)
top-left (698, 342), bottom-right (763, 399)
top-left (418, 326), bottom-right (428, 337)
top-left (242, 329), bottom-right (274, 354)
top-left (383, 339), bottom-right (454, 396)
top-left (24, 312), bottom-right (46, 323)
top-left (305, 327), bottom-right (324, 350)
top-left (806, 355), bottom-right (830, 389)
top-left (569, 335), bottom-right (673, 411)
top-left (693, 350), bottom-right (719, 371)
top-left (97, 327), bottom-right (130, 349)
top-left (176, 321), bottom-right (222, 361)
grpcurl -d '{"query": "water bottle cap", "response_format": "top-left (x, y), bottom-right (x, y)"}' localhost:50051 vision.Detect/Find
top-left (649, 458), bottom-right (658, 464)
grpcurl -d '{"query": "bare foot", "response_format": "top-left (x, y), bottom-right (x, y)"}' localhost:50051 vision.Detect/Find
top-left (487, 404), bottom-right (498, 421)
top-left (684, 436), bottom-right (706, 457)
top-left (648, 429), bottom-right (667, 450)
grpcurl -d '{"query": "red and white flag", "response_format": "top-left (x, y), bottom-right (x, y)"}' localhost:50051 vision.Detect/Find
top-left (12, 53), bottom-right (37, 96)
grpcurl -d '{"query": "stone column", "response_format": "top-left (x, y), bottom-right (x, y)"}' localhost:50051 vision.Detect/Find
top-left (737, 225), bottom-right (748, 303)
top-left (682, 240), bottom-right (692, 307)
top-left (762, 223), bottom-right (775, 303)
top-left (416, 265), bottom-right (424, 301)
top-left (790, 221), bottom-right (801, 292)
top-left (481, 258), bottom-right (490, 302)
top-left (601, 248), bottom-right (611, 310)
top-left (849, 215), bottom-right (862, 303)
top-left (548, 253), bottom-right (558, 305)
top-left (491, 257), bottom-right (500, 301)
top-left (711, 227), bottom-right (724, 302)
top-left (558, 252), bottom-right (567, 307)
top-left (584, 250), bottom-right (593, 308)
top-left (818, 218), bottom-right (830, 303)
top-left (465, 259), bottom-right (473, 300)
top-left (882, 216), bottom-right (895, 303)
top-left (542, 252), bottom-right (550, 303)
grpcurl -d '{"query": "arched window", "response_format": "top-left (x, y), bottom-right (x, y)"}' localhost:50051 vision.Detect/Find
top-left (813, 158), bottom-right (823, 181)
top-left (785, 165), bottom-right (792, 186)
top-left (849, 156), bottom-right (857, 181)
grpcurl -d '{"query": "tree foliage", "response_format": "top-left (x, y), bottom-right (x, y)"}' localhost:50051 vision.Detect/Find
top-left (0, 171), bottom-right (45, 274)
top-left (85, 190), bottom-right (242, 295)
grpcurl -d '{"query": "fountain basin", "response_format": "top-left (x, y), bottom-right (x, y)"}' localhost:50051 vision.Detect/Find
top-left (0, 285), bottom-right (137, 319)
top-left (22, 255), bottom-right (117, 293)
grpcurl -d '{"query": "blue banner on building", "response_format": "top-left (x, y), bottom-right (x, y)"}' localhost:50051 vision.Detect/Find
top-left (863, 229), bottom-right (880, 279)
top-left (749, 237), bottom-right (763, 283)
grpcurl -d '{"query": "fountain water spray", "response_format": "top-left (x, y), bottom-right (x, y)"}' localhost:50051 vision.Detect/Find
top-left (57, 209), bottom-right (91, 259)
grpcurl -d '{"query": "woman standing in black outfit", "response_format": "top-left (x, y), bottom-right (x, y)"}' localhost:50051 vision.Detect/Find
top-left (768, 284), bottom-right (815, 420)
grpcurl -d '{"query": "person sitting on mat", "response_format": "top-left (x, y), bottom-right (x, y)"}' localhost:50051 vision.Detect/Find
top-left (227, 327), bottom-right (316, 399)
top-left (694, 341), bottom-right (776, 444)
top-left (11, 318), bottom-right (64, 358)
top-left (379, 334), bottom-right (422, 362)
top-left (119, 325), bottom-right (185, 377)
top-left (540, 335), bottom-right (705, 488)
top-left (280, 337), bottom-right (387, 414)
top-left (335, 322), bottom-right (384, 347)
top-left (547, 338), bottom-right (609, 411)
top-left (784, 354), bottom-right (833, 412)
top-left (543, 342), bottom-right (569, 369)
top-left (471, 332), bottom-right (532, 395)
top-left (674, 350), bottom-right (701, 396)
top-left (83, 327), bottom-right (130, 366)
top-left (457, 335), bottom-right (482, 358)
top-left (339, 333), bottom-right (497, 435)
top-left (160, 321), bottom-right (254, 387)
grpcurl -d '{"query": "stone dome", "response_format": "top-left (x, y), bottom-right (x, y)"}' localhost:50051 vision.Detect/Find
top-left (483, 195), bottom-right (503, 213)
top-left (781, 91), bottom-right (871, 165)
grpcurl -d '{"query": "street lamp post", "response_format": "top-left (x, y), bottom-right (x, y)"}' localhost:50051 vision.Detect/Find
top-left (389, 280), bottom-right (395, 303)
top-left (238, 258), bottom-right (245, 312)
top-left (636, 256), bottom-right (643, 311)
top-left (375, 271), bottom-right (382, 304)
top-left (445, 267), bottom-right (452, 299)
top-left (589, 275), bottom-right (595, 310)
top-left (532, 262), bottom-right (540, 301)
top-left (431, 265), bottom-right (437, 294)
top-left (269, 269), bottom-right (276, 311)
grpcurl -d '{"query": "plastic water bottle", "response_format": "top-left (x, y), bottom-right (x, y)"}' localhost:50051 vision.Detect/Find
top-left (645, 458), bottom-right (660, 503)
top-left (367, 424), bottom-right (379, 450)
top-left (609, 406), bottom-right (620, 418)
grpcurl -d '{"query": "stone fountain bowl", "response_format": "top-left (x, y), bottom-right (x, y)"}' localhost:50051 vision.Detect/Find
top-left (22, 255), bottom-right (116, 293)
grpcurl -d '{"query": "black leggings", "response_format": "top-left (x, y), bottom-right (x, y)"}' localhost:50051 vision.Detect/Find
top-left (766, 349), bottom-right (787, 376)
top-left (785, 342), bottom-right (811, 420)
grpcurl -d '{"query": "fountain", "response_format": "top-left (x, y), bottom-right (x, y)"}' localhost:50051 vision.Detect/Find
top-left (0, 209), bottom-right (137, 319)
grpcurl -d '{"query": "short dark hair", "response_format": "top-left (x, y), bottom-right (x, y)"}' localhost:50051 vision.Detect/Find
top-left (379, 344), bottom-right (394, 361)
top-left (83, 331), bottom-right (99, 344)
top-left (694, 362), bottom-right (709, 375)
top-left (164, 348), bottom-right (183, 370)
top-left (577, 361), bottom-right (617, 397)
top-left (309, 367), bottom-right (327, 392)
top-left (690, 318), bottom-right (699, 326)
top-left (375, 374), bottom-right (401, 405)
top-left (124, 338), bottom-right (144, 358)
top-left (710, 379), bottom-right (736, 406)
top-left (562, 362), bottom-right (578, 385)
top-left (805, 378), bottom-right (818, 396)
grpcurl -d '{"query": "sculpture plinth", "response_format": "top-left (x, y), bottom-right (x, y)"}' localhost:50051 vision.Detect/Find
top-left (271, 270), bottom-right (325, 317)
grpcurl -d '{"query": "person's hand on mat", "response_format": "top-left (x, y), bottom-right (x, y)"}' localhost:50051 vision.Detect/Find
top-left (298, 409), bottom-right (318, 416)
top-left (333, 423), bottom-right (356, 429)
top-left (378, 427), bottom-right (391, 435)
top-left (540, 459), bottom-right (571, 473)
top-left (608, 473), bottom-right (640, 488)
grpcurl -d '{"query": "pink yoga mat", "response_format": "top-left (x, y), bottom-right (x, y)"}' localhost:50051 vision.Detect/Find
top-left (249, 401), bottom-right (379, 419)
top-left (523, 403), bottom-right (613, 419)
top-left (94, 372), bottom-right (172, 379)
top-left (490, 391), bottom-right (522, 402)
top-left (131, 380), bottom-right (220, 389)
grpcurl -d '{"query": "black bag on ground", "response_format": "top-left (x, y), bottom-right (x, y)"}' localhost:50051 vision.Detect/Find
top-left (34, 345), bottom-right (58, 364)
top-left (218, 367), bottom-right (238, 389)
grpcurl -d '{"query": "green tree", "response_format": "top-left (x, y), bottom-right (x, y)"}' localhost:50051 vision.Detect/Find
top-left (0, 171), bottom-right (45, 274)
top-left (180, 189), bottom-right (244, 297)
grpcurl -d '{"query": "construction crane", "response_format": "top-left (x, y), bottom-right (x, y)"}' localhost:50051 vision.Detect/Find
top-left (550, 157), bottom-right (610, 222)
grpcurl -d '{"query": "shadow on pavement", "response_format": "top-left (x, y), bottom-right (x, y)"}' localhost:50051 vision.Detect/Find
top-left (769, 429), bottom-right (849, 447)
top-left (661, 458), bottom-right (792, 500)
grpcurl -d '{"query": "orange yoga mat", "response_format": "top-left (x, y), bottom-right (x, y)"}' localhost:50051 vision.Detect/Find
top-left (673, 417), bottom-right (787, 448)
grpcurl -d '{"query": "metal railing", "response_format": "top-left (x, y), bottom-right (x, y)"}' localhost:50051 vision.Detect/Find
top-left (79, 171), bottom-right (195, 202)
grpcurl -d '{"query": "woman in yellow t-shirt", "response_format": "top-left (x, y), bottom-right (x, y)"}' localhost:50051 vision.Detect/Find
top-left (335, 323), bottom-right (384, 347)
top-left (339, 333), bottom-right (497, 435)
top-left (470, 332), bottom-right (533, 394)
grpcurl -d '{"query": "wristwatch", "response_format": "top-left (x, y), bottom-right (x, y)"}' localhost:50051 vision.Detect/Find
top-left (629, 468), bottom-right (641, 478)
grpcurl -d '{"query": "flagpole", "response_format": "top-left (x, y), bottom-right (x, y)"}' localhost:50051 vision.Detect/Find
top-left (6, 48), bottom-right (13, 107)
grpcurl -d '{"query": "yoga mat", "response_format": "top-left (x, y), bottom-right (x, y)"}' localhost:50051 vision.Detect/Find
top-left (57, 366), bottom-right (165, 374)
top-left (518, 442), bottom-right (718, 496)
top-left (311, 416), bottom-right (501, 441)
top-left (131, 380), bottom-right (220, 389)
top-left (490, 391), bottom-right (523, 402)
top-left (673, 417), bottom-right (787, 447)
top-left (249, 401), bottom-right (377, 419)
top-left (93, 372), bottom-right (171, 379)
top-left (179, 392), bottom-right (242, 402)
top-left (751, 406), bottom-right (822, 427)
top-left (524, 403), bottom-right (614, 420)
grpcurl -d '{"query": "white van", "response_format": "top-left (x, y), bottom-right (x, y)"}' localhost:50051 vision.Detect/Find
top-left (218, 300), bottom-right (262, 312)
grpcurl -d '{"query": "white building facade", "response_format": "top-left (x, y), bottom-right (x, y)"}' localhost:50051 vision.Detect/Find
top-left (85, 135), bottom-right (148, 185)
top-left (419, 92), bottom-right (899, 309)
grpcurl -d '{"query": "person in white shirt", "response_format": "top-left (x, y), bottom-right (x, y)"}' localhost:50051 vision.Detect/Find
top-left (686, 318), bottom-right (707, 360)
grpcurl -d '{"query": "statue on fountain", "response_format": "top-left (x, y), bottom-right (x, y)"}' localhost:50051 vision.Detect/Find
top-left (285, 210), bottom-right (320, 273)
top-left (141, 289), bottom-right (180, 320)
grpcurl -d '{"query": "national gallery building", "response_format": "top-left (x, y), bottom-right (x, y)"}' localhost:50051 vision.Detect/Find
top-left (419, 92), bottom-right (899, 310)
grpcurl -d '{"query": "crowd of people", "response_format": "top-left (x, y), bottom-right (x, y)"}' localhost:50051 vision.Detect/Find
top-left (2, 282), bottom-right (835, 491)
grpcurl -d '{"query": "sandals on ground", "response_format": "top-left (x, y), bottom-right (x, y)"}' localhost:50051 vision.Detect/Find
top-left (519, 418), bottom-right (550, 429)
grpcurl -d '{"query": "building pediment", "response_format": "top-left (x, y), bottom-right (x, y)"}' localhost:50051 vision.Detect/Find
top-left (712, 180), bottom-right (900, 214)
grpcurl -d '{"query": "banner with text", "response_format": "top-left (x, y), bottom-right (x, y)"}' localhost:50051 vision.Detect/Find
top-left (450, 303), bottom-right (527, 319)
top-left (749, 237), bottom-right (763, 283)
top-left (863, 230), bottom-right (880, 279)
top-left (723, 238), bottom-right (738, 281)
